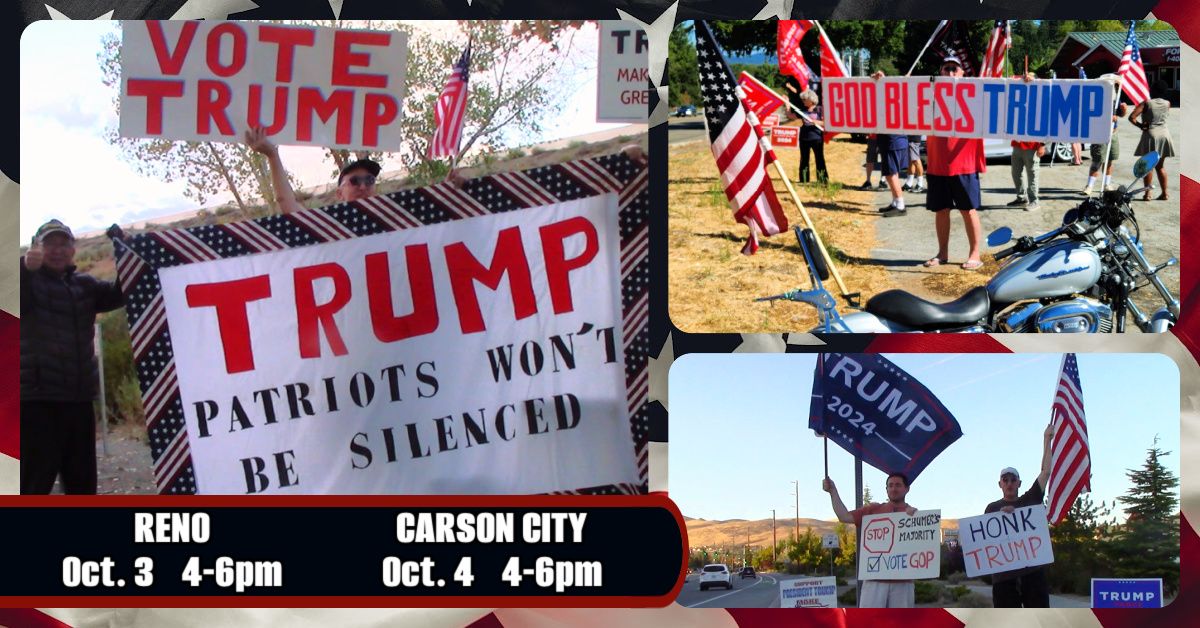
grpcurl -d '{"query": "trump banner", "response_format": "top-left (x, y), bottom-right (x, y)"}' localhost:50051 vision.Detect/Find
top-left (113, 152), bottom-right (650, 495)
top-left (822, 76), bottom-right (1115, 144)
top-left (779, 576), bottom-right (838, 608)
top-left (858, 510), bottom-right (942, 581)
top-left (958, 504), bottom-right (1055, 578)
top-left (809, 354), bottom-right (962, 481)
top-left (597, 22), bottom-right (649, 122)
top-left (120, 21), bottom-right (407, 150)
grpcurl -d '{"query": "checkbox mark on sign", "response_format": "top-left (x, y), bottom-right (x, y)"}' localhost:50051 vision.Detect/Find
top-left (868, 556), bottom-right (880, 572)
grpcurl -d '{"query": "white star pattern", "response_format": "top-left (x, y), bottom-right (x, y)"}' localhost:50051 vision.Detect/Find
top-left (44, 3), bottom-right (113, 19)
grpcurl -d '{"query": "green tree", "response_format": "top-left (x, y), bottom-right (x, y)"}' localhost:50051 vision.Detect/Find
top-left (668, 23), bottom-right (699, 106)
top-left (1110, 440), bottom-right (1181, 595)
top-left (862, 486), bottom-right (873, 504)
top-left (1047, 493), bottom-right (1115, 594)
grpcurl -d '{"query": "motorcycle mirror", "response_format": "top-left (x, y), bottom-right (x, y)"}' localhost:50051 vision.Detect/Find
top-left (1132, 152), bottom-right (1159, 179)
top-left (1061, 208), bottom-right (1080, 225)
top-left (986, 227), bottom-right (1013, 247)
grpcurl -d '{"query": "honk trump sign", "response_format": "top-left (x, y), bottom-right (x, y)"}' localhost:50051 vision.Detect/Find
top-left (120, 21), bottom-right (407, 150)
top-left (114, 153), bottom-right (650, 495)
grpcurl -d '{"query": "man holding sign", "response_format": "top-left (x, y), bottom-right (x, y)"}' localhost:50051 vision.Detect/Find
top-left (823, 474), bottom-right (918, 608)
top-left (244, 127), bottom-right (382, 215)
top-left (981, 423), bottom-right (1055, 607)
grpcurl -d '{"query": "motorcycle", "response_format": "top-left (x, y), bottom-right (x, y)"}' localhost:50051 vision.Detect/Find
top-left (758, 152), bottom-right (1179, 333)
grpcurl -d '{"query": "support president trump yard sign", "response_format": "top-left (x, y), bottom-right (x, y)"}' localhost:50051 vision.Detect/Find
top-left (115, 153), bottom-right (650, 495)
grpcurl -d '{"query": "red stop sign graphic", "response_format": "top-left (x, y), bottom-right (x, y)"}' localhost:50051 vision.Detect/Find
top-left (863, 518), bottom-right (895, 554)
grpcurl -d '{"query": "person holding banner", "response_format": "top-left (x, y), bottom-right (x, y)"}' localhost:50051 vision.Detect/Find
top-left (797, 89), bottom-right (827, 184)
top-left (20, 220), bottom-right (125, 495)
top-left (982, 423), bottom-right (1055, 607)
top-left (876, 133), bottom-right (910, 217)
top-left (823, 474), bottom-right (918, 608)
top-left (1082, 75), bottom-right (1130, 196)
top-left (904, 55), bottom-right (986, 271)
top-left (244, 127), bottom-right (384, 214)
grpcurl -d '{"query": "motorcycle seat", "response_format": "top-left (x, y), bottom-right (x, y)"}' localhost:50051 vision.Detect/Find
top-left (865, 286), bottom-right (990, 330)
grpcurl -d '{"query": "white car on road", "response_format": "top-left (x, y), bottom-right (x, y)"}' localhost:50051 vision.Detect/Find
top-left (698, 564), bottom-right (734, 591)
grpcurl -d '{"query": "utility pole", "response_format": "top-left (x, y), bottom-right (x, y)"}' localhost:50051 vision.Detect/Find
top-left (792, 480), bottom-right (800, 545)
top-left (771, 509), bottom-right (777, 570)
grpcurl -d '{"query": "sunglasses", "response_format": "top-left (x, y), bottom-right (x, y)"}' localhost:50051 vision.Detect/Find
top-left (941, 65), bottom-right (961, 73)
top-left (345, 175), bottom-right (377, 187)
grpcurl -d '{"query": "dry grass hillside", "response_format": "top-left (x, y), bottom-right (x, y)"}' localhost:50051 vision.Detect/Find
top-left (685, 514), bottom-right (961, 548)
top-left (41, 132), bottom-right (649, 283)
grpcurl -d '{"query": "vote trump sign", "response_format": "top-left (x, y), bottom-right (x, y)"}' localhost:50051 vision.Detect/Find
top-left (113, 152), bottom-right (650, 495)
top-left (120, 21), bottom-right (408, 150)
top-left (822, 76), bottom-right (1115, 144)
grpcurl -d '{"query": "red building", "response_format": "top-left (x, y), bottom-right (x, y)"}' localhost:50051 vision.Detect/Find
top-left (1049, 29), bottom-right (1180, 105)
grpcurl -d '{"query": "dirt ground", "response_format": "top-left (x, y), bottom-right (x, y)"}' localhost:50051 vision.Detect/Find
top-left (669, 113), bottom-right (1181, 333)
top-left (95, 423), bottom-right (156, 495)
top-left (668, 123), bottom-right (986, 333)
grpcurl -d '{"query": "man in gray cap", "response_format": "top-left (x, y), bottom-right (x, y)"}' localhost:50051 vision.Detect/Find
top-left (245, 127), bottom-right (383, 214)
top-left (20, 219), bottom-right (124, 494)
top-left (983, 423), bottom-right (1055, 607)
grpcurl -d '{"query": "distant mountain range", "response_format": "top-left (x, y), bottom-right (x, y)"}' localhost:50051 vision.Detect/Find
top-left (685, 514), bottom-right (960, 548)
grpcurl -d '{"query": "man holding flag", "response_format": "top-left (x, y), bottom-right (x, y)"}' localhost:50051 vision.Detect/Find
top-left (982, 423), bottom-right (1055, 607)
top-left (809, 353), bottom-right (962, 607)
top-left (823, 474), bottom-right (918, 608)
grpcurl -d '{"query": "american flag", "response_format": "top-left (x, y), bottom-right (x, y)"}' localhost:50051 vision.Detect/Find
top-left (1118, 21), bottom-right (1151, 106)
top-left (695, 21), bottom-right (787, 256)
top-left (428, 42), bottom-right (471, 159)
top-left (980, 20), bottom-right (1011, 78)
top-left (777, 19), bottom-right (812, 85)
top-left (1047, 353), bottom-right (1092, 525)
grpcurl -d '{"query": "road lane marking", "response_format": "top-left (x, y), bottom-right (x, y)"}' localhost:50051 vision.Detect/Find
top-left (684, 575), bottom-right (767, 608)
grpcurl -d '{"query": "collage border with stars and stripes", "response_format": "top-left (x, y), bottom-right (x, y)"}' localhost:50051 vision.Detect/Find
top-left (113, 151), bottom-right (650, 496)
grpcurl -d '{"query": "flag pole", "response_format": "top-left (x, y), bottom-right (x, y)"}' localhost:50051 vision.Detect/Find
top-left (764, 146), bottom-right (853, 298)
top-left (906, 20), bottom-right (948, 76)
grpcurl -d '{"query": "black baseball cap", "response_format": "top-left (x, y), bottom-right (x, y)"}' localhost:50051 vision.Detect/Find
top-left (338, 159), bottom-right (381, 184)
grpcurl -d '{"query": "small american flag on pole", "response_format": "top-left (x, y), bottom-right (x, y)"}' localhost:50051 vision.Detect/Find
top-left (980, 20), bottom-right (1011, 78)
top-left (1047, 353), bottom-right (1092, 525)
top-left (695, 21), bottom-right (787, 255)
top-left (428, 42), bottom-right (471, 159)
top-left (1118, 21), bottom-right (1151, 105)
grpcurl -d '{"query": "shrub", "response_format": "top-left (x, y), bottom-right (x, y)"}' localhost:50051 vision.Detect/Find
top-left (837, 587), bottom-right (856, 605)
top-left (947, 584), bottom-right (970, 601)
top-left (955, 592), bottom-right (992, 608)
top-left (914, 580), bottom-right (942, 604)
top-left (946, 571), bottom-right (965, 585)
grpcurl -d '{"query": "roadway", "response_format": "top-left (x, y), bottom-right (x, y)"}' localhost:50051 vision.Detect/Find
top-left (676, 572), bottom-right (787, 608)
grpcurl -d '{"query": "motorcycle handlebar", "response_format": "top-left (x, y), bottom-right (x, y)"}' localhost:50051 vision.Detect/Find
top-left (994, 245), bottom-right (1018, 261)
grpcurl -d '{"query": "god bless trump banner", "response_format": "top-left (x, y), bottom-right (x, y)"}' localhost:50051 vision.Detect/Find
top-left (120, 21), bottom-right (408, 151)
top-left (113, 153), bottom-right (649, 495)
top-left (822, 77), bottom-right (1115, 144)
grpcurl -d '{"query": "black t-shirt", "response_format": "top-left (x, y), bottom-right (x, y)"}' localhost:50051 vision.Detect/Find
top-left (983, 479), bottom-right (1046, 582)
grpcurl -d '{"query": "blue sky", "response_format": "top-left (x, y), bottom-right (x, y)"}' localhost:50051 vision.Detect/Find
top-left (670, 353), bottom-right (1181, 522)
top-left (19, 20), bottom-right (628, 241)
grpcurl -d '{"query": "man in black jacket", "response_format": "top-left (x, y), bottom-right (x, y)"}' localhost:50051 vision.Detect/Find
top-left (20, 219), bottom-right (124, 494)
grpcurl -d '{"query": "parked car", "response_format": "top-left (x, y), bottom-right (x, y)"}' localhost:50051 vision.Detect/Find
top-left (740, 566), bottom-right (756, 579)
top-left (915, 136), bottom-right (1081, 162)
top-left (673, 104), bottom-right (697, 117)
top-left (699, 564), bottom-right (733, 590)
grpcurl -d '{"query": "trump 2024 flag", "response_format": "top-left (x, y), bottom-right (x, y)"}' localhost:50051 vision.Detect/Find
top-left (809, 354), bottom-right (963, 482)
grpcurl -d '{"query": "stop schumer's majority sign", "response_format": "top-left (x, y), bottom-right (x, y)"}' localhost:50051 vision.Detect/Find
top-left (858, 510), bottom-right (942, 581)
top-left (822, 77), bottom-right (1114, 144)
top-left (120, 21), bottom-right (408, 150)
